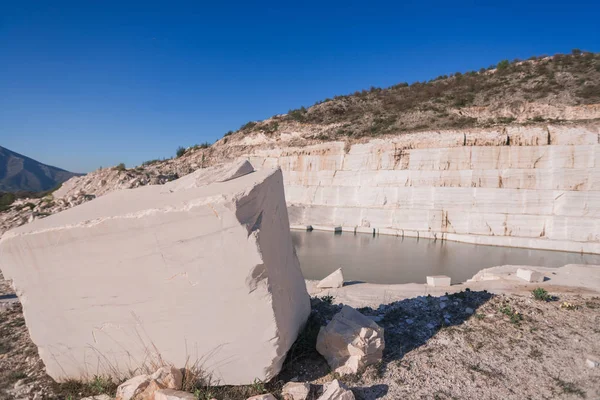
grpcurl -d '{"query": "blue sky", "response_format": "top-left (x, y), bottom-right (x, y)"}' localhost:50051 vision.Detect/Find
top-left (1, 1), bottom-right (599, 172)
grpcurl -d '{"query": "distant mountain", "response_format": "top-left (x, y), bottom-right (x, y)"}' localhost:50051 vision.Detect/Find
top-left (0, 146), bottom-right (82, 193)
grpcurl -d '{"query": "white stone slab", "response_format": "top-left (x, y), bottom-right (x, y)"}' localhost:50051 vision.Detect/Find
top-left (516, 268), bottom-right (545, 283)
top-left (0, 168), bottom-right (310, 385)
top-left (548, 126), bottom-right (598, 145)
top-left (317, 268), bottom-right (344, 289)
top-left (426, 276), bottom-right (451, 287)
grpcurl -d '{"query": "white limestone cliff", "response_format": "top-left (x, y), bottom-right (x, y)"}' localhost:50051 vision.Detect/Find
top-left (230, 124), bottom-right (600, 254)
top-left (11, 123), bottom-right (599, 256)
top-left (0, 167), bottom-right (310, 385)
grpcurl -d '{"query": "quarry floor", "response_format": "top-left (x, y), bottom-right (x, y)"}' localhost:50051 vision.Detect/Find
top-left (1, 274), bottom-right (600, 400)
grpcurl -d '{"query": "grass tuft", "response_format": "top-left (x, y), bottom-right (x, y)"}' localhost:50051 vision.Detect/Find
top-left (499, 303), bottom-right (523, 324)
top-left (532, 288), bottom-right (552, 302)
top-left (553, 377), bottom-right (586, 398)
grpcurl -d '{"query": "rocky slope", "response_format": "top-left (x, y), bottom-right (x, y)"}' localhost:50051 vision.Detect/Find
top-left (230, 51), bottom-right (600, 140)
top-left (2, 52), bottom-right (600, 245)
top-left (0, 146), bottom-right (81, 193)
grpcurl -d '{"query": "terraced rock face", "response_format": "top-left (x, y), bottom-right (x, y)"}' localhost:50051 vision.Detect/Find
top-left (230, 124), bottom-right (599, 254)
top-left (8, 122), bottom-right (598, 255)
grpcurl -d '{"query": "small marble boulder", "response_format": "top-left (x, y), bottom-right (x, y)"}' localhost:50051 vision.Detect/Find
top-left (516, 268), bottom-right (545, 283)
top-left (318, 380), bottom-right (355, 400)
top-left (316, 306), bottom-right (384, 375)
top-left (317, 268), bottom-right (344, 289)
top-left (426, 275), bottom-right (451, 287)
top-left (282, 382), bottom-right (311, 400)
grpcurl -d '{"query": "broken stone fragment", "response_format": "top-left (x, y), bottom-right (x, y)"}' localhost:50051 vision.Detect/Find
top-left (318, 379), bottom-right (355, 400)
top-left (150, 367), bottom-right (183, 391)
top-left (81, 396), bottom-right (113, 400)
top-left (116, 367), bottom-right (182, 400)
top-left (282, 381), bottom-right (311, 400)
top-left (0, 167), bottom-right (310, 385)
top-left (426, 275), bottom-right (451, 287)
top-left (317, 268), bottom-right (344, 289)
top-left (215, 159), bottom-right (254, 182)
top-left (516, 268), bottom-right (545, 283)
top-left (167, 159), bottom-right (254, 190)
top-left (246, 395), bottom-right (277, 400)
top-left (585, 358), bottom-right (599, 368)
top-left (116, 375), bottom-right (150, 400)
top-left (154, 389), bottom-right (197, 400)
top-left (133, 379), bottom-right (166, 400)
top-left (316, 306), bottom-right (384, 375)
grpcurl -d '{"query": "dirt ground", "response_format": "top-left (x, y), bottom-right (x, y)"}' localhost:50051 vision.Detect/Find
top-left (337, 292), bottom-right (600, 400)
top-left (1, 276), bottom-right (599, 399)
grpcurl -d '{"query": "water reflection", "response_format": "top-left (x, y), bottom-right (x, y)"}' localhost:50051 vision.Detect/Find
top-left (292, 230), bottom-right (600, 284)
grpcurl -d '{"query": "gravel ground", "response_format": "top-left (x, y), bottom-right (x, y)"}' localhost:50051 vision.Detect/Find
top-left (1, 276), bottom-right (599, 399)
top-left (335, 291), bottom-right (600, 400)
top-left (279, 291), bottom-right (600, 400)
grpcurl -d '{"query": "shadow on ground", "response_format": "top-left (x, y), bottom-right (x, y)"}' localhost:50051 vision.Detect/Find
top-left (277, 289), bottom-right (494, 400)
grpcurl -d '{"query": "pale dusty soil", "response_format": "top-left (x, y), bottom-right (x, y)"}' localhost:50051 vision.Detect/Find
top-left (2, 274), bottom-right (599, 399)
top-left (343, 293), bottom-right (600, 400)
top-left (0, 276), bottom-right (55, 400)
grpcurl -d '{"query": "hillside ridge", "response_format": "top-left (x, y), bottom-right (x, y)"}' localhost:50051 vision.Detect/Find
top-left (0, 145), bottom-right (82, 193)
top-left (222, 51), bottom-right (600, 143)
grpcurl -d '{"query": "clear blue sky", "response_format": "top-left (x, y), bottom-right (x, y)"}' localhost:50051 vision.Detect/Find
top-left (1, 0), bottom-right (599, 172)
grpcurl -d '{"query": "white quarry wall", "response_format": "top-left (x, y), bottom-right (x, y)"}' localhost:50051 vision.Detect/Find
top-left (238, 124), bottom-right (600, 254)
top-left (0, 168), bottom-right (310, 384)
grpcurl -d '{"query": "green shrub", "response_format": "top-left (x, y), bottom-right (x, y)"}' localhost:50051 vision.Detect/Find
top-left (529, 115), bottom-right (546, 122)
top-left (287, 106), bottom-right (307, 122)
top-left (115, 163), bottom-right (126, 171)
top-left (499, 303), bottom-right (523, 324)
top-left (263, 121), bottom-right (279, 133)
top-left (55, 375), bottom-right (117, 399)
top-left (320, 295), bottom-right (334, 304)
top-left (497, 59), bottom-right (510, 71)
top-left (142, 159), bottom-right (162, 166)
top-left (532, 288), bottom-right (551, 301)
top-left (0, 193), bottom-right (16, 208)
top-left (496, 116), bottom-right (516, 124)
top-left (578, 83), bottom-right (600, 101)
top-left (176, 146), bottom-right (186, 158)
top-left (240, 121), bottom-right (257, 131)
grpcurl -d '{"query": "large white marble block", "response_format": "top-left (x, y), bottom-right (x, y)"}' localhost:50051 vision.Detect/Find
top-left (0, 167), bottom-right (310, 385)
